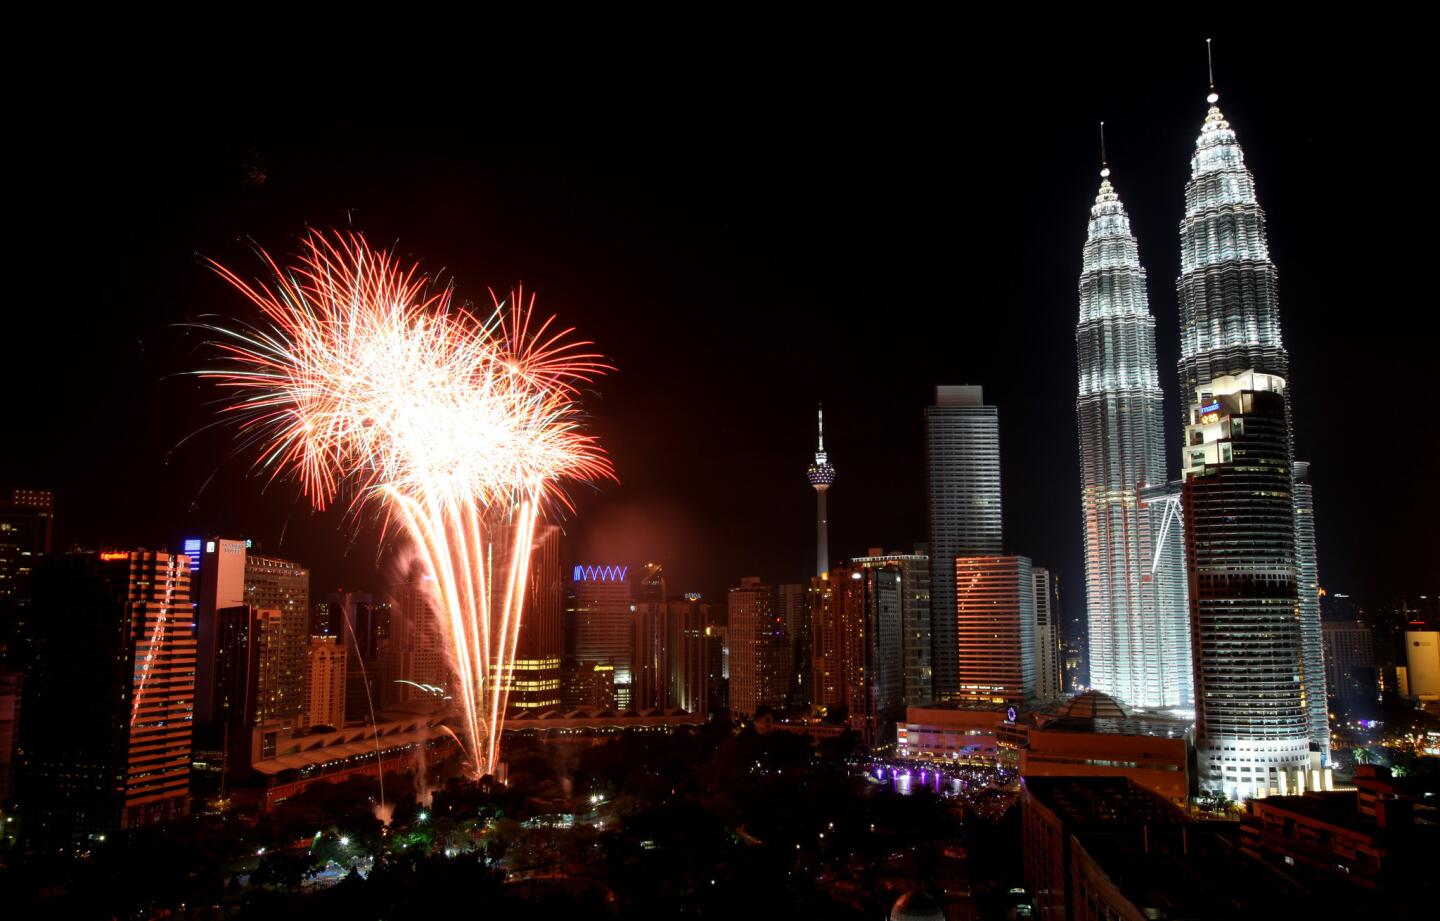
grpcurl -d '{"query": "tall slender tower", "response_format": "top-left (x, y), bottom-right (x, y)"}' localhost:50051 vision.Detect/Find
top-left (806, 406), bottom-right (836, 577)
top-left (1293, 462), bottom-right (1330, 761)
top-left (1076, 145), bottom-right (1192, 709)
top-left (1177, 47), bottom-right (1326, 766)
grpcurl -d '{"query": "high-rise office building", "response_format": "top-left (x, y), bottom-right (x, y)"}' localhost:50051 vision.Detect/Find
top-left (1293, 462), bottom-right (1329, 760)
top-left (632, 562), bottom-right (669, 710)
top-left (195, 538), bottom-right (247, 727)
top-left (806, 407), bottom-right (836, 577)
top-left (304, 636), bottom-right (346, 729)
top-left (1404, 631), bottom-right (1440, 699)
top-left (209, 604), bottom-right (271, 775)
top-left (926, 386), bottom-right (1001, 700)
top-left (631, 592), bottom-right (713, 715)
top-left (0, 488), bottom-right (52, 601)
top-left (634, 561), bottom-right (666, 602)
top-left (954, 555), bottom-right (1035, 705)
top-left (1182, 371), bottom-right (1310, 798)
top-left (0, 488), bottom-right (53, 668)
top-left (568, 563), bottom-right (635, 710)
top-left (853, 549), bottom-right (932, 706)
top-left (728, 577), bottom-right (788, 717)
top-left (704, 620), bottom-right (728, 714)
top-left (1177, 73), bottom-right (1329, 774)
top-left (0, 667), bottom-right (20, 806)
top-left (1033, 567), bottom-right (1063, 702)
top-left (561, 659), bottom-right (616, 710)
top-left (811, 564), bottom-right (905, 742)
top-left (22, 551), bottom-right (194, 842)
top-left (633, 599), bottom-right (670, 711)
top-left (195, 540), bottom-right (309, 732)
top-left (507, 524), bottom-right (563, 710)
top-left (669, 596), bottom-right (712, 716)
top-left (1322, 621), bottom-right (1378, 706)
top-left (1075, 164), bottom-right (1192, 710)
top-left (333, 592), bottom-right (391, 724)
top-left (243, 553), bottom-right (309, 729)
top-left (388, 580), bottom-right (450, 702)
top-left (777, 583), bottom-right (811, 707)
top-left (809, 571), bottom-right (857, 718)
top-left (310, 597), bottom-right (340, 638)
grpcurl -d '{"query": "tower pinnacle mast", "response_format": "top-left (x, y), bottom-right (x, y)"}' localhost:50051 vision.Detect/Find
top-left (806, 404), bottom-right (836, 577)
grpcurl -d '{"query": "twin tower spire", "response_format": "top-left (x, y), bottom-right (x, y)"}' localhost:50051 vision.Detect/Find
top-left (1076, 41), bottom-right (1329, 796)
top-left (1076, 39), bottom-right (1284, 709)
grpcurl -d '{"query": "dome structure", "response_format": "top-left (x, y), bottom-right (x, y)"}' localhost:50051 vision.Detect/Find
top-left (890, 890), bottom-right (946, 921)
top-left (1057, 689), bottom-right (1134, 720)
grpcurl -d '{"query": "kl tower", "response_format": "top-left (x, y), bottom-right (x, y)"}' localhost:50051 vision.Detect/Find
top-left (806, 405), bottom-right (836, 577)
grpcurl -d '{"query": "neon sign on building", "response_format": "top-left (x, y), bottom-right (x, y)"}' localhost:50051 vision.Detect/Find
top-left (572, 564), bottom-right (628, 582)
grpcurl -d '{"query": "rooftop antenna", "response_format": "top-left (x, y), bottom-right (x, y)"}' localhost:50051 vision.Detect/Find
top-left (1206, 38), bottom-right (1219, 104)
top-left (817, 403), bottom-right (825, 452)
top-left (1100, 121), bottom-right (1110, 179)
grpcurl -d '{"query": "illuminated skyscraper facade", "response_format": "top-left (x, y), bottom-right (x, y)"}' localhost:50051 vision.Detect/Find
top-left (304, 636), bottom-right (346, 729)
top-left (633, 593), bottom-right (713, 714)
top-left (810, 564), bottom-right (904, 742)
top-left (244, 553), bottom-right (310, 729)
top-left (1322, 620), bottom-right (1377, 707)
top-left (0, 488), bottom-right (52, 603)
top-left (508, 524), bottom-right (563, 710)
top-left (853, 548), bottom-right (932, 706)
top-left (568, 564), bottom-right (636, 709)
top-left (954, 555), bottom-right (1035, 705)
top-left (926, 386), bottom-right (1001, 700)
top-left (1176, 95), bottom-right (1288, 417)
top-left (668, 597), bottom-right (712, 716)
top-left (1076, 167), bottom-right (1192, 710)
top-left (728, 577), bottom-right (787, 717)
top-left (22, 551), bottom-right (194, 842)
top-left (1033, 566), bottom-right (1063, 702)
top-left (1182, 372), bottom-right (1309, 799)
top-left (1292, 462), bottom-right (1329, 760)
top-left (1177, 81), bottom-right (1327, 766)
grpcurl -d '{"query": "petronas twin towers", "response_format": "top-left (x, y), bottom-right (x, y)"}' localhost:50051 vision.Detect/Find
top-left (1076, 58), bottom-right (1328, 793)
top-left (1076, 167), bottom-right (1191, 710)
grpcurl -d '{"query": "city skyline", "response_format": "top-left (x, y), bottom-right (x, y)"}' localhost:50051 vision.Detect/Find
top-left (2, 29), bottom-right (1438, 918)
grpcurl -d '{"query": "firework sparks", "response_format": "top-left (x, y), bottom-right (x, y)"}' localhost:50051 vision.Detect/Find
top-left (197, 230), bottom-right (612, 777)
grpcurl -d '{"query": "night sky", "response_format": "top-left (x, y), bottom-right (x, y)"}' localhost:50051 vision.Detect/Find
top-left (6, 32), bottom-right (1434, 611)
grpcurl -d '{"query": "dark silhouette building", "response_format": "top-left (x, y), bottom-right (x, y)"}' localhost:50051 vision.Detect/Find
top-left (20, 551), bottom-right (194, 844)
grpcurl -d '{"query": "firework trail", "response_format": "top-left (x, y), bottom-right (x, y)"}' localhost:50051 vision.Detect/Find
top-left (196, 230), bottom-right (612, 777)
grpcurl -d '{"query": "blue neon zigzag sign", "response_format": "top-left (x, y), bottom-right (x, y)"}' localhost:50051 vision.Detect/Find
top-left (573, 564), bottom-right (629, 582)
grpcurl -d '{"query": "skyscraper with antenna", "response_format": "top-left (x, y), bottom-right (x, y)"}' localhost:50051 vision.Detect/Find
top-left (806, 406), bottom-right (836, 577)
top-left (1075, 127), bottom-right (1192, 710)
top-left (1176, 39), bottom-right (1288, 408)
top-left (1178, 40), bottom-right (1329, 797)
